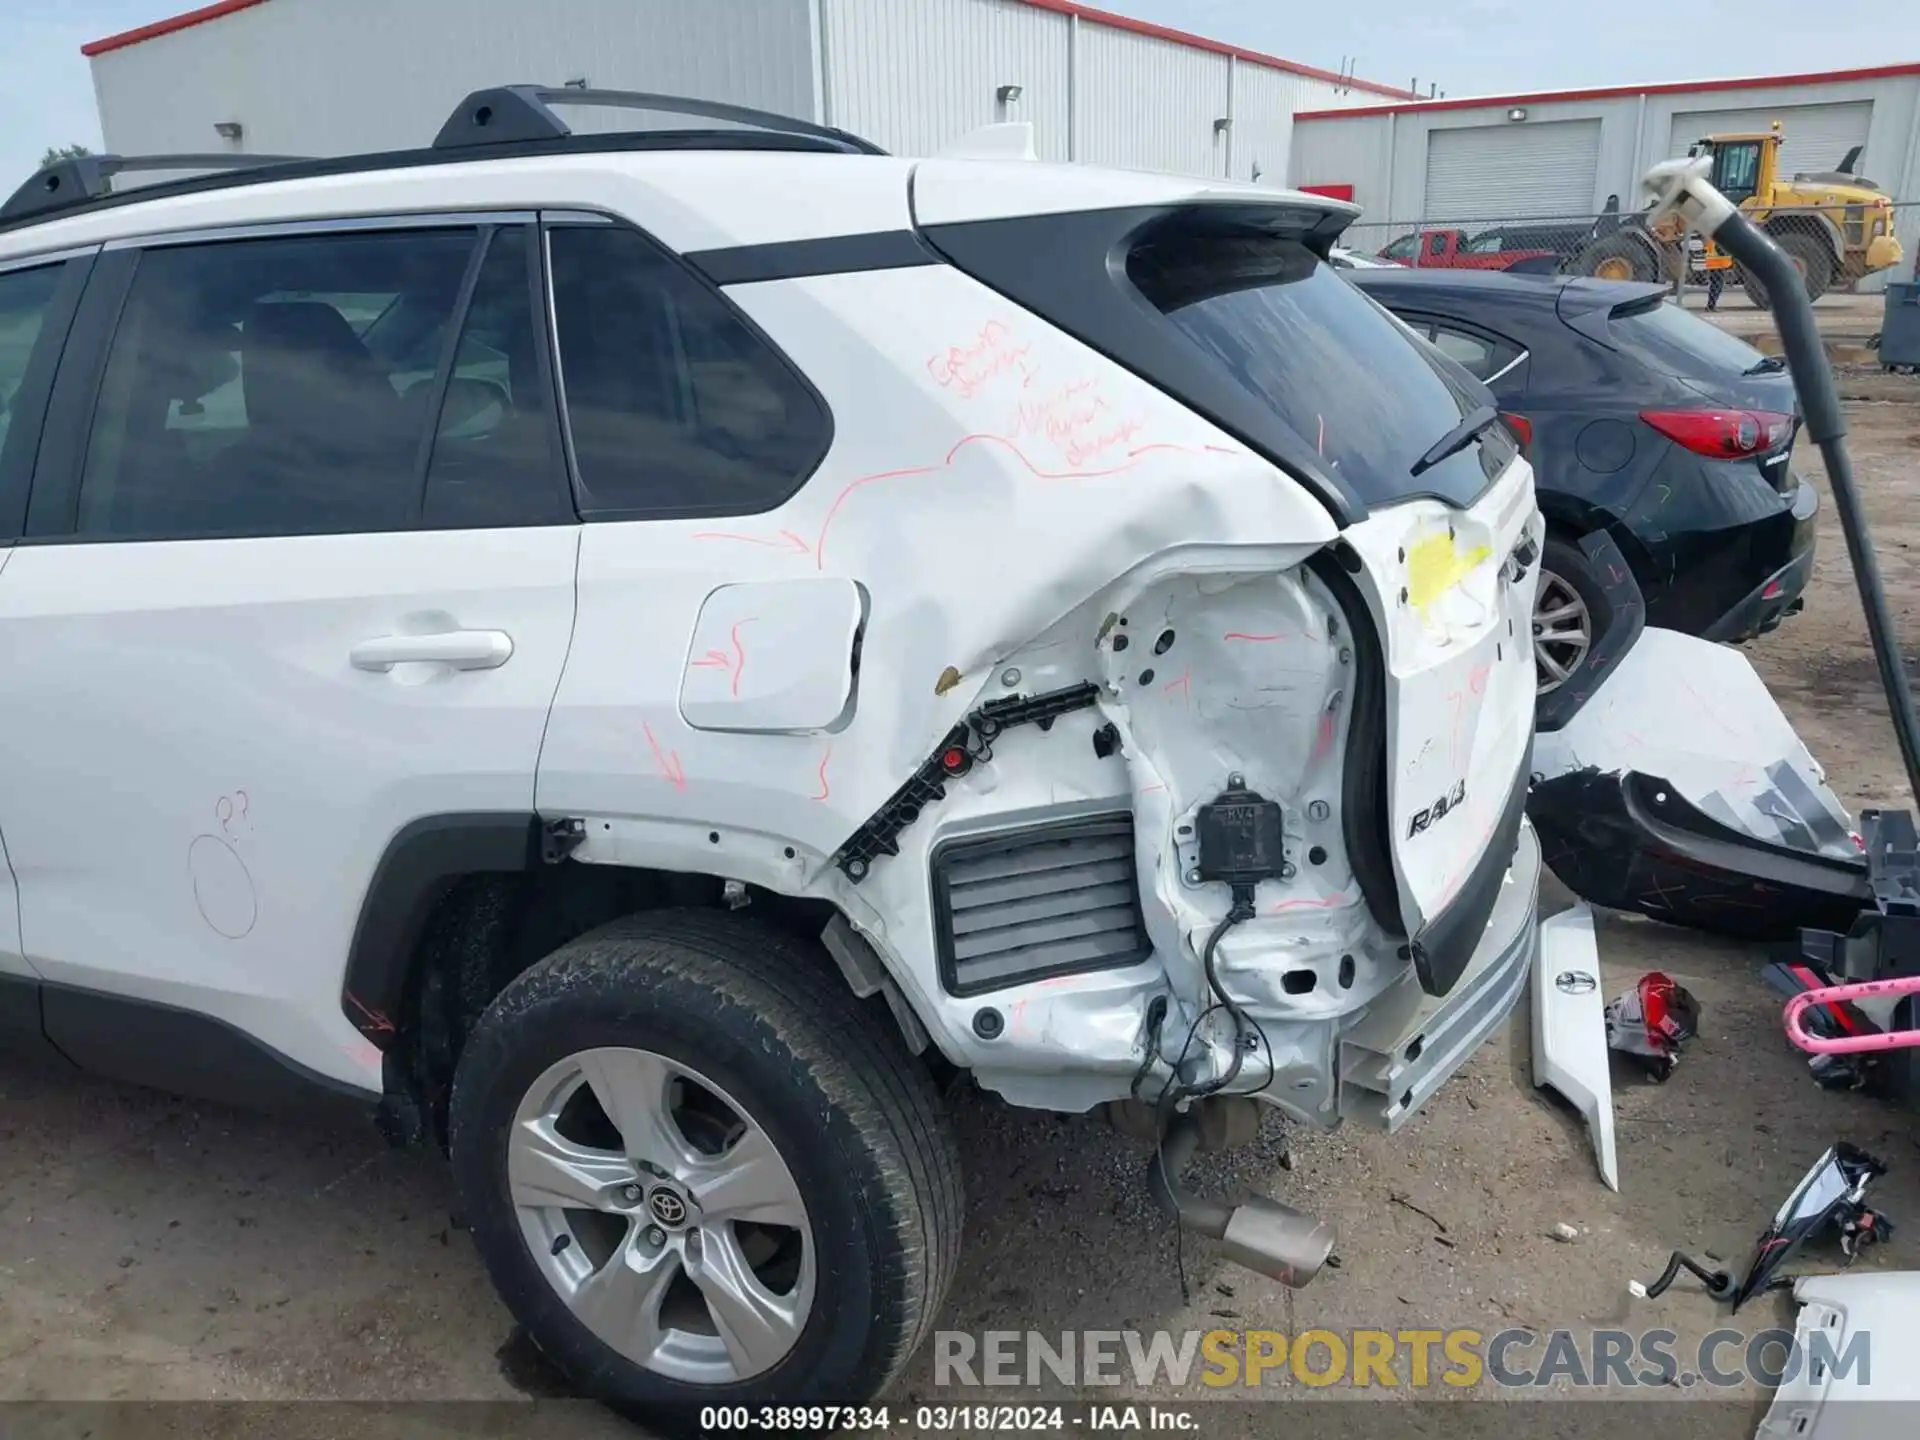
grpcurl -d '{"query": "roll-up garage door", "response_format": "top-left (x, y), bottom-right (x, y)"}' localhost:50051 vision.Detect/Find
top-left (1422, 120), bottom-right (1602, 222)
top-left (1668, 103), bottom-right (1873, 178)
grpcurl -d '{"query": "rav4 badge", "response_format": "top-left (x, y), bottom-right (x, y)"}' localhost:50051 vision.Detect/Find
top-left (1407, 780), bottom-right (1467, 838)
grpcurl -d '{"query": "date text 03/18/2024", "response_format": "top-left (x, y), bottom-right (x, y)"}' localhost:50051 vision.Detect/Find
top-left (698, 1406), bottom-right (1199, 1432)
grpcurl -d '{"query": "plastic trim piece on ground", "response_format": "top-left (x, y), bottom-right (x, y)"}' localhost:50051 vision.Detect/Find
top-left (1755, 1270), bottom-right (1920, 1437)
top-left (1531, 903), bottom-right (1618, 1191)
top-left (1530, 626), bottom-right (1868, 941)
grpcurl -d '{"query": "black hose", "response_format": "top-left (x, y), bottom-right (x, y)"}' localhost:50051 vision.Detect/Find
top-left (1708, 208), bottom-right (1920, 807)
top-left (1640, 1248), bottom-right (1735, 1301)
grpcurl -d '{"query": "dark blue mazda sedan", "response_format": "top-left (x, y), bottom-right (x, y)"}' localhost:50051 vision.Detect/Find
top-left (1342, 266), bottom-right (1817, 694)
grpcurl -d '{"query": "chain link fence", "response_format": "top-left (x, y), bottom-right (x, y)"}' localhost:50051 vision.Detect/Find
top-left (1340, 201), bottom-right (1920, 311)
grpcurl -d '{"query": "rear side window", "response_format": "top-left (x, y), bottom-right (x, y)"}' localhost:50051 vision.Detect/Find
top-left (1130, 233), bottom-right (1513, 508)
top-left (79, 229), bottom-right (478, 539)
top-left (547, 224), bottom-right (829, 518)
top-left (1609, 297), bottom-right (1770, 378)
top-left (0, 264), bottom-right (63, 462)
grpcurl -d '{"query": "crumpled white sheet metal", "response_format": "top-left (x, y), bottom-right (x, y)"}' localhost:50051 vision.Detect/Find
top-left (545, 256), bottom-right (1540, 1110)
top-left (1534, 627), bottom-right (1856, 861)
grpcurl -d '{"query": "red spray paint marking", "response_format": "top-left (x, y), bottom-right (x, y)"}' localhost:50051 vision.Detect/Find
top-left (728, 621), bottom-right (751, 698)
top-left (694, 434), bottom-right (1237, 571)
top-left (1224, 628), bottom-right (1324, 644)
top-left (688, 527), bottom-right (811, 555)
top-left (1443, 689), bottom-right (1467, 767)
top-left (1161, 665), bottom-right (1192, 702)
top-left (812, 747), bottom-right (833, 802)
top-left (643, 722), bottom-right (688, 792)
top-left (1268, 892), bottom-right (1354, 915)
top-left (926, 321), bottom-right (1031, 399)
top-left (687, 621), bottom-right (754, 698)
top-left (1313, 710), bottom-right (1337, 760)
top-left (344, 992), bottom-right (395, 1034)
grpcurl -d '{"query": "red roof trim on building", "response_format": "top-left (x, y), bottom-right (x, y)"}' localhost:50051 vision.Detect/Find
top-left (82, 0), bottom-right (270, 56)
top-left (1295, 61), bottom-right (1920, 121)
top-left (81, 0), bottom-right (1417, 99)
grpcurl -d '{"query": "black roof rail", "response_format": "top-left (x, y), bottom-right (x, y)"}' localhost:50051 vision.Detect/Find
top-left (433, 84), bottom-right (886, 156)
top-left (3, 152), bottom-right (309, 224)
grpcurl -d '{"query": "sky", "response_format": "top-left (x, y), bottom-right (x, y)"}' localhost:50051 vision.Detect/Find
top-left (0, 0), bottom-right (1904, 191)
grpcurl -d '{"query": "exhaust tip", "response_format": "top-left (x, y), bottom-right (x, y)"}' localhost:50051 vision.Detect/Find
top-left (1220, 1196), bottom-right (1337, 1287)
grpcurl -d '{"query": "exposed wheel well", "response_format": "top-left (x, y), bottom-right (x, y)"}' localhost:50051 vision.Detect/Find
top-left (346, 816), bottom-right (867, 1148)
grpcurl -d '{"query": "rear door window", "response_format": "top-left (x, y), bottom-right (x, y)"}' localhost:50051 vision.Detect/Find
top-left (420, 227), bottom-right (569, 528)
top-left (0, 263), bottom-right (63, 473)
top-left (78, 228), bottom-right (479, 539)
top-left (1130, 232), bottom-right (1514, 508)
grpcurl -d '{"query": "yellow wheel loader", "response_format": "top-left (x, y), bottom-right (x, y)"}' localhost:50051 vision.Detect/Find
top-left (1570, 121), bottom-right (1904, 305)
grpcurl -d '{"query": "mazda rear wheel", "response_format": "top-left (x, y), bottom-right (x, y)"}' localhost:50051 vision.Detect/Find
top-left (1534, 536), bottom-right (1614, 695)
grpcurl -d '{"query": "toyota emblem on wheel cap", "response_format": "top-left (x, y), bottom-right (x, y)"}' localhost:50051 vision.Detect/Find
top-left (1556, 970), bottom-right (1598, 994)
top-left (647, 1188), bottom-right (689, 1227)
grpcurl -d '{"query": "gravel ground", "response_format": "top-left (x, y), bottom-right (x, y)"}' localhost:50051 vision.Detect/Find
top-left (1, 340), bottom-right (1916, 1437)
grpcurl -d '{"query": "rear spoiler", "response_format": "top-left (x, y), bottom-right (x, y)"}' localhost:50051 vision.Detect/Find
top-left (1555, 276), bottom-right (1669, 347)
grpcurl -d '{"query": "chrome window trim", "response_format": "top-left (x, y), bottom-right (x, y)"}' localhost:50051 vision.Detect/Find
top-left (102, 210), bottom-right (538, 250)
top-left (0, 243), bottom-right (103, 275)
top-left (1486, 348), bottom-right (1530, 385)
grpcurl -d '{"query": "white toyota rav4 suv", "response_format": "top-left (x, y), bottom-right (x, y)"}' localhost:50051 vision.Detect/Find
top-left (0, 88), bottom-right (1542, 1429)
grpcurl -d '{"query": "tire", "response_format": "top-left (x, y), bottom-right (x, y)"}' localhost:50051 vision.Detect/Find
top-left (1743, 232), bottom-right (1835, 309)
top-left (450, 910), bottom-right (962, 1435)
top-left (1534, 537), bottom-right (1615, 696)
top-left (1572, 233), bottom-right (1659, 284)
top-left (1776, 230), bottom-right (1834, 302)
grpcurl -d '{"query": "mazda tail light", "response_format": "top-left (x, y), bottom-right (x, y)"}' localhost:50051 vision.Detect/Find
top-left (1639, 408), bottom-right (1794, 460)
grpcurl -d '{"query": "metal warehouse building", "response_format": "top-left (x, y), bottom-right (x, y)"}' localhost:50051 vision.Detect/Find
top-left (82, 0), bottom-right (1409, 183)
top-left (1289, 63), bottom-right (1920, 285)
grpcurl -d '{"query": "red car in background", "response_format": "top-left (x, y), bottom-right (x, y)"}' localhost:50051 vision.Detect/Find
top-left (1379, 227), bottom-right (1563, 273)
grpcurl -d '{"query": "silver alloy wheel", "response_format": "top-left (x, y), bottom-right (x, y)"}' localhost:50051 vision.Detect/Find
top-left (1532, 569), bottom-right (1593, 694)
top-left (509, 1047), bottom-right (814, 1385)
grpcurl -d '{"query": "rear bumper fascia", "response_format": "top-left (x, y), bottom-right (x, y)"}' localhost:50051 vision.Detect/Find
top-left (1530, 768), bottom-right (1868, 940)
top-left (1702, 481), bottom-right (1819, 643)
top-left (1339, 821), bottom-right (1539, 1132)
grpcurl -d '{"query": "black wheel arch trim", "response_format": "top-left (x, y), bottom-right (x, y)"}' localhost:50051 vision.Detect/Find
top-left (341, 812), bottom-right (543, 1046)
top-left (1, 970), bottom-right (377, 1114)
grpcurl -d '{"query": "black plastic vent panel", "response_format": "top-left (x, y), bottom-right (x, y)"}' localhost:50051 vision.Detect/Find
top-left (932, 815), bottom-right (1151, 997)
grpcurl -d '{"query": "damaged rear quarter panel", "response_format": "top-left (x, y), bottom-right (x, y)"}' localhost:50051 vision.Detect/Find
top-left (535, 259), bottom-right (1349, 1079)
